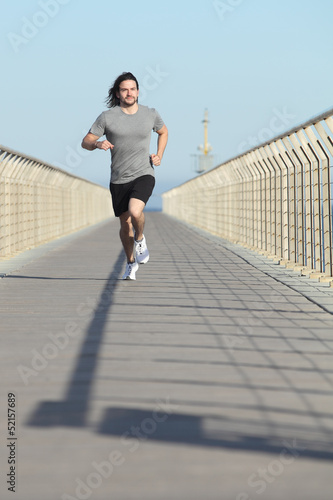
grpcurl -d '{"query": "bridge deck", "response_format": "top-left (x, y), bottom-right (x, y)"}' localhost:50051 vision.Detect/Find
top-left (1, 213), bottom-right (332, 500)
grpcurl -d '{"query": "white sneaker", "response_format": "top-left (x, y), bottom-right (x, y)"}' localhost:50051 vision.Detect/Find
top-left (135, 235), bottom-right (149, 264)
top-left (122, 260), bottom-right (139, 280)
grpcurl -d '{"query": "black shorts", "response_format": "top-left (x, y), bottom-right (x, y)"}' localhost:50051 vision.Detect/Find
top-left (110, 175), bottom-right (155, 217)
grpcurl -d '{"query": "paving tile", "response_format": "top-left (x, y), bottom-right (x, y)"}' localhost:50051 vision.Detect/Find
top-left (0, 213), bottom-right (332, 500)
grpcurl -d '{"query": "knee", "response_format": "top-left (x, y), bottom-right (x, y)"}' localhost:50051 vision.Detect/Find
top-left (129, 206), bottom-right (142, 221)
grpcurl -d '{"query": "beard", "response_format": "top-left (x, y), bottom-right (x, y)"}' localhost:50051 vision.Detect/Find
top-left (122, 96), bottom-right (138, 106)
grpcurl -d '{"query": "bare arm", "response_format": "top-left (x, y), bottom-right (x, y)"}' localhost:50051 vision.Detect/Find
top-left (81, 132), bottom-right (114, 151)
top-left (151, 125), bottom-right (168, 166)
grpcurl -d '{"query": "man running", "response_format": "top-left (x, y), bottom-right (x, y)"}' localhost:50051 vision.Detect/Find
top-left (82, 72), bottom-right (168, 280)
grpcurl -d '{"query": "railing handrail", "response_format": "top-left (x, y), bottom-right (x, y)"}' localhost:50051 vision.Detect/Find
top-left (0, 143), bottom-right (103, 188)
top-left (166, 105), bottom-right (333, 192)
top-left (230, 105), bottom-right (333, 163)
top-left (163, 107), bottom-right (333, 279)
top-left (0, 143), bottom-right (112, 258)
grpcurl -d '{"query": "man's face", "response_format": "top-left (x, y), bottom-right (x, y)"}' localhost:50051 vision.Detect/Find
top-left (116, 80), bottom-right (139, 106)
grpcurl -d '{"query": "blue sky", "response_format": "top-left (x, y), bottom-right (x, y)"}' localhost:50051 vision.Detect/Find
top-left (1, 0), bottom-right (333, 209)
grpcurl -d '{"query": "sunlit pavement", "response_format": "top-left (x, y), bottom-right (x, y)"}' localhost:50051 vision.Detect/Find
top-left (1, 213), bottom-right (333, 500)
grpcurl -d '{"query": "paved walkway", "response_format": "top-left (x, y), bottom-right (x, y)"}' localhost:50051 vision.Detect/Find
top-left (0, 213), bottom-right (333, 500)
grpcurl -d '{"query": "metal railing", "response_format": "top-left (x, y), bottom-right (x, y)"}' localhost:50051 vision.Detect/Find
top-left (163, 108), bottom-right (333, 280)
top-left (0, 145), bottom-right (113, 258)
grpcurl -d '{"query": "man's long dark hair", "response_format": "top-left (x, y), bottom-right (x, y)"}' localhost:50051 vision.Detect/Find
top-left (105, 72), bottom-right (139, 108)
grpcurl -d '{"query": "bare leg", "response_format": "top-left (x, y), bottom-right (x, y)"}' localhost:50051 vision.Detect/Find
top-left (128, 198), bottom-right (146, 241)
top-left (119, 211), bottom-right (135, 263)
top-left (119, 198), bottom-right (146, 262)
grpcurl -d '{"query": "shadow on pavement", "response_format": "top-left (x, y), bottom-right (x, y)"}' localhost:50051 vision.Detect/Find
top-left (97, 406), bottom-right (333, 461)
top-left (26, 249), bottom-right (125, 428)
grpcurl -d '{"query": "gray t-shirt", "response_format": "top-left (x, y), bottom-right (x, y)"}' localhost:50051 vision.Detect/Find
top-left (89, 104), bottom-right (164, 184)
